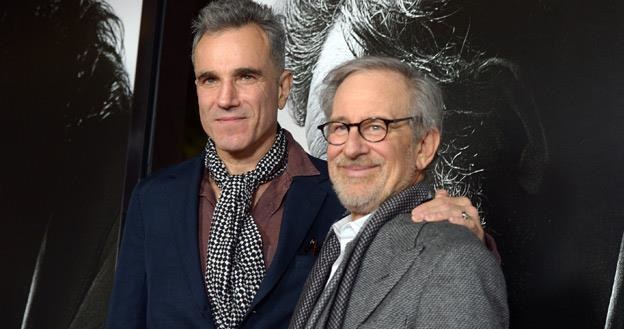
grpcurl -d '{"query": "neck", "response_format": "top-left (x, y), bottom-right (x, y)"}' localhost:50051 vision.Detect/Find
top-left (350, 212), bottom-right (368, 221)
top-left (217, 129), bottom-right (279, 175)
top-left (218, 153), bottom-right (264, 175)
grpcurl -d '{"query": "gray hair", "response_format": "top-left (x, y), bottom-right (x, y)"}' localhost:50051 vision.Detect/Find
top-left (191, 0), bottom-right (286, 71)
top-left (319, 56), bottom-right (444, 140)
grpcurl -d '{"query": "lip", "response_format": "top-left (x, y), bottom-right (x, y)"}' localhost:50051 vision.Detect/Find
top-left (339, 164), bottom-right (378, 178)
top-left (215, 116), bottom-right (246, 123)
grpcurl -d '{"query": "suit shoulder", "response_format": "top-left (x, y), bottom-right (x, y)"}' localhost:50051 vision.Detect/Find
top-left (418, 221), bottom-right (491, 259)
top-left (133, 155), bottom-right (203, 193)
top-left (413, 222), bottom-right (505, 301)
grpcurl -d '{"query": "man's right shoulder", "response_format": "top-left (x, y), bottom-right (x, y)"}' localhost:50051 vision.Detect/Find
top-left (133, 155), bottom-right (204, 193)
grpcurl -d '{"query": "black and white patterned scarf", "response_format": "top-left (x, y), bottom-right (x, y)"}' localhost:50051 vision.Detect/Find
top-left (204, 128), bottom-right (288, 329)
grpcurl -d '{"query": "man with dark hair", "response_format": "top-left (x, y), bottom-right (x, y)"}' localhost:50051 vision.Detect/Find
top-left (106, 1), bottom-right (488, 328)
top-left (290, 56), bottom-right (508, 329)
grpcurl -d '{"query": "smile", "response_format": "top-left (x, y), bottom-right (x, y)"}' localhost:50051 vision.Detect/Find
top-left (339, 164), bottom-right (378, 178)
top-left (216, 116), bottom-right (246, 123)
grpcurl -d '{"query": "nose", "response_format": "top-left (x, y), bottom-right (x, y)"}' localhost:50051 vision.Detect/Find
top-left (217, 80), bottom-right (240, 109)
top-left (342, 126), bottom-right (369, 158)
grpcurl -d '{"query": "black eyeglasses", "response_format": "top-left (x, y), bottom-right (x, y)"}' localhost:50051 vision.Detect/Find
top-left (317, 116), bottom-right (418, 146)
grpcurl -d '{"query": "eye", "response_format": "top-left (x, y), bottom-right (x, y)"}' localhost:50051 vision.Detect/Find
top-left (238, 73), bottom-right (258, 84)
top-left (198, 75), bottom-right (217, 86)
top-left (328, 122), bottom-right (348, 134)
top-left (361, 120), bottom-right (387, 135)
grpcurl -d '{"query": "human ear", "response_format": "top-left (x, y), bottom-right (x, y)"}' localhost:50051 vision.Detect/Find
top-left (415, 129), bottom-right (441, 170)
top-left (277, 70), bottom-right (293, 109)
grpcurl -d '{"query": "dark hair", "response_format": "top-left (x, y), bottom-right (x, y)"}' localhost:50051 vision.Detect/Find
top-left (191, 0), bottom-right (286, 71)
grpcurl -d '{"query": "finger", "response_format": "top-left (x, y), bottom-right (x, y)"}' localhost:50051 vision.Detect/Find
top-left (426, 200), bottom-right (463, 218)
top-left (411, 200), bottom-right (441, 220)
top-left (413, 197), bottom-right (465, 221)
top-left (412, 203), bottom-right (455, 222)
top-left (412, 196), bottom-right (479, 224)
top-left (448, 210), bottom-right (484, 241)
top-left (462, 204), bottom-right (480, 223)
top-left (421, 210), bottom-right (456, 222)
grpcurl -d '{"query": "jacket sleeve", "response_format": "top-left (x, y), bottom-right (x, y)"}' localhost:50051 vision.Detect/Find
top-left (105, 185), bottom-right (147, 329)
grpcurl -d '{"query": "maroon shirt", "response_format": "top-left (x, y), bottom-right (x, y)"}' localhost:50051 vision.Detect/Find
top-left (198, 132), bottom-right (319, 272)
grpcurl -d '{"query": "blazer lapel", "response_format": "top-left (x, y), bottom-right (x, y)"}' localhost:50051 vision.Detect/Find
top-left (166, 155), bottom-right (334, 320)
top-left (170, 157), bottom-right (212, 318)
top-left (251, 174), bottom-right (330, 307)
top-left (348, 219), bottom-right (426, 326)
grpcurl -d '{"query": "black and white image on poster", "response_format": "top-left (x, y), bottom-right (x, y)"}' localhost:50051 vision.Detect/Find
top-left (1, 0), bottom-right (141, 328)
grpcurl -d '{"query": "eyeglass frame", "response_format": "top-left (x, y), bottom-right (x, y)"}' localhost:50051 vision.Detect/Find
top-left (317, 116), bottom-right (419, 146)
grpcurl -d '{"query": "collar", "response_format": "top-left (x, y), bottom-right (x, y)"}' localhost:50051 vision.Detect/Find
top-left (283, 130), bottom-right (319, 178)
top-left (332, 212), bottom-right (374, 252)
top-left (199, 129), bottom-right (319, 198)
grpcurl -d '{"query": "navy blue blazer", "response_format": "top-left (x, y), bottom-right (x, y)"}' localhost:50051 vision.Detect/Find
top-left (106, 154), bottom-right (345, 329)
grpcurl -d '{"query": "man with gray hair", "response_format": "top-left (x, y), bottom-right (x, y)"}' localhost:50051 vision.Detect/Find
top-left (290, 56), bottom-right (508, 329)
top-left (106, 1), bottom-right (492, 329)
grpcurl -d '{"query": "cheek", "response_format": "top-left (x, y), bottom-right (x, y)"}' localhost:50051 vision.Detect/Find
top-left (326, 145), bottom-right (341, 161)
top-left (197, 102), bottom-right (211, 122)
top-left (198, 113), bottom-right (212, 135)
top-left (196, 98), bottom-right (215, 133)
top-left (374, 146), bottom-right (400, 172)
top-left (388, 147), bottom-right (417, 179)
top-left (196, 89), bottom-right (214, 108)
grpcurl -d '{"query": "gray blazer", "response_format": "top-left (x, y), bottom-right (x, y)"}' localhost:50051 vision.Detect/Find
top-left (340, 216), bottom-right (509, 329)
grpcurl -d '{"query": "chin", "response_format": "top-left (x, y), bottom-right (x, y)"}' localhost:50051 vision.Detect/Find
top-left (344, 202), bottom-right (377, 217)
top-left (336, 190), bottom-right (379, 214)
top-left (211, 138), bottom-right (250, 153)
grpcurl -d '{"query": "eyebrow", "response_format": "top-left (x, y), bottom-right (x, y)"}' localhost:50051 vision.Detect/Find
top-left (328, 116), bottom-right (348, 122)
top-left (233, 67), bottom-right (263, 77)
top-left (196, 67), bottom-right (264, 80)
top-left (195, 71), bottom-right (216, 81)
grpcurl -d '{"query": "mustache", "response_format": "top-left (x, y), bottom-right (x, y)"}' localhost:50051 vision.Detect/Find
top-left (333, 156), bottom-right (383, 167)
